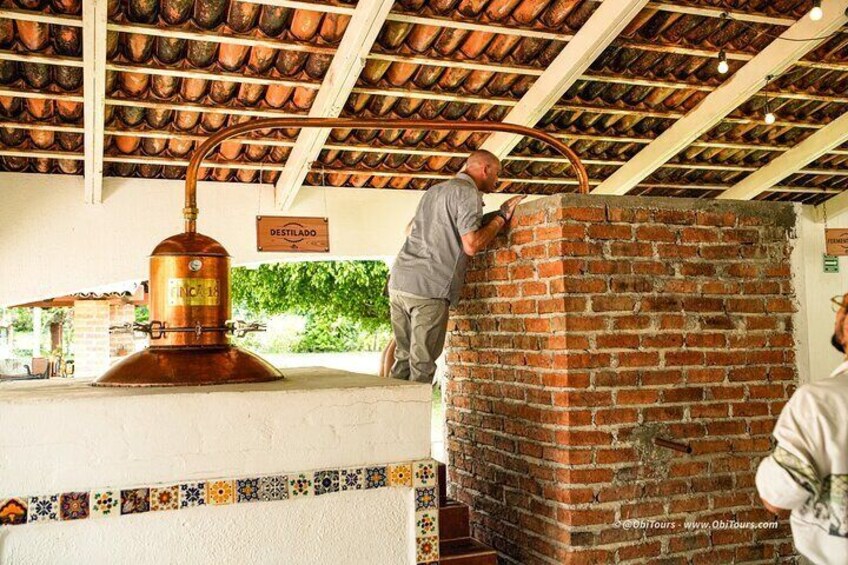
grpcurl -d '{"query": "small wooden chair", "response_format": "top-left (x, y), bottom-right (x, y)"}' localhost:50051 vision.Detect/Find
top-left (24, 357), bottom-right (50, 379)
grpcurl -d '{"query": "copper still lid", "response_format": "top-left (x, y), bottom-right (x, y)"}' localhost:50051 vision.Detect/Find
top-left (151, 232), bottom-right (229, 257)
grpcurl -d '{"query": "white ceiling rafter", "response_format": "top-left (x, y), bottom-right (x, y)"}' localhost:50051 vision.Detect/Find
top-left (592, 0), bottom-right (848, 196)
top-left (82, 0), bottom-right (107, 204)
top-left (718, 111), bottom-right (848, 201)
top-left (479, 0), bottom-right (647, 159)
top-left (268, 0), bottom-right (395, 210)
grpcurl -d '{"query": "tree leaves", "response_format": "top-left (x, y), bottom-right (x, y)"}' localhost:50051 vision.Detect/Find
top-left (231, 261), bottom-right (391, 332)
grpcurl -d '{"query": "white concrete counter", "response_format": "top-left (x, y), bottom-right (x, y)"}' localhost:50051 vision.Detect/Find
top-left (0, 368), bottom-right (435, 564)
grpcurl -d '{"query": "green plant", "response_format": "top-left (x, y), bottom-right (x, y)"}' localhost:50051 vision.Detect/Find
top-left (232, 261), bottom-right (390, 333)
top-left (291, 315), bottom-right (361, 353)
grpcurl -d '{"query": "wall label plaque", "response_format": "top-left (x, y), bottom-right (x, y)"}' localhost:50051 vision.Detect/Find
top-left (167, 278), bottom-right (220, 306)
top-left (824, 254), bottom-right (840, 274)
top-left (257, 216), bottom-right (330, 253)
top-left (826, 229), bottom-right (848, 256)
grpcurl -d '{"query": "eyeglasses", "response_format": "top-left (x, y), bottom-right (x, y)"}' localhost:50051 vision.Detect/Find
top-left (832, 294), bottom-right (848, 312)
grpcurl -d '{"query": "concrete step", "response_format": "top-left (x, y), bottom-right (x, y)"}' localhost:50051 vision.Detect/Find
top-left (439, 537), bottom-right (498, 565)
top-left (439, 500), bottom-right (470, 540)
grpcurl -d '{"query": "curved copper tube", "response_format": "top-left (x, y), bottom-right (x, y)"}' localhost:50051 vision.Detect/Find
top-left (184, 118), bottom-right (590, 233)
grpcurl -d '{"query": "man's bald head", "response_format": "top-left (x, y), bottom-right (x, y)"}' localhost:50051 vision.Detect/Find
top-left (464, 150), bottom-right (501, 192)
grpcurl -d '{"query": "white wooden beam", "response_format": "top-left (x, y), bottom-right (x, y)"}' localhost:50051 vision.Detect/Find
top-left (479, 0), bottom-right (650, 158)
top-left (814, 187), bottom-right (848, 220)
top-left (718, 111), bottom-right (848, 201)
top-left (271, 0), bottom-right (395, 210)
top-left (82, 0), bottom-right (107, 204)
top-left (592, 0), bottom-right (848, 196)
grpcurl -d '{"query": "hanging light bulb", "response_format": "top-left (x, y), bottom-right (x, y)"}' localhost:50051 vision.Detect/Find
top-left (717, 50), bottom-right (729, 74)
top-left (810, 0), bottom-right (823, 21)
top-left (764, 97), bottom-right (776, 125)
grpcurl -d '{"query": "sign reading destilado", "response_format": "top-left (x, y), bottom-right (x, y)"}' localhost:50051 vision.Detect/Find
top-left (256, 216), bottom-right (330, 253)
top-left (826, 229), bottom-right (848, 256)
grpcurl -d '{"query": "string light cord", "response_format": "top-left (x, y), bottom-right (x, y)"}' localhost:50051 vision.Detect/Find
top-left (719, 11), bottom-right (845, 43)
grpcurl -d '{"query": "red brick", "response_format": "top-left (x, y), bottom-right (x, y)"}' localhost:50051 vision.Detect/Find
top-left (445, 198), bottom-right (796, 565)
top-left (557, 206), bottom-right (606, 222)
top-left (588, 224), bottom-right (633, 240)
top-left (635, 225), bottom-right (676, 241)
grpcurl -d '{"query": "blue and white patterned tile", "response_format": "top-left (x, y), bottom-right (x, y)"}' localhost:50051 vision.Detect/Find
top-left (414, 486), bottom-right (437, 512)
top-left (0, 498), bottom-right (28, 526)
top-left (236, 478), bottom-right (261, 503)
top-left (415, 510), bottom-right (439, 538)
top-left (179, 482), bottom-right (206, 508)
top-left (313, 470), bottom-right (339, 496)
top-left (149, 486), bottom-right (179, 512)
top-left (91, 491), bottom-right (120, 518)
top-left (59, 492), bottom-right (89, 521)
top-left (288, 473), bottom-right (312, 498)
top-left (259, 475), bottom-right (288, 502)
top-left (364, 466), bottom-right (388, 489)
top-left (413, 460), bottom-right (437, 488)
top-left (27, 495), bottom-right (58, 523)
top-left (340, 468), bottom-right (364, 491)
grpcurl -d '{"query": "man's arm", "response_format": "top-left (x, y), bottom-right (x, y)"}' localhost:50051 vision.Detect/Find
top-left (755, 388), bottom-right (819, 516)
top-left (461, 215), bottom-right (506, 256)
top-left (460, 195), bottom-right (525, 256)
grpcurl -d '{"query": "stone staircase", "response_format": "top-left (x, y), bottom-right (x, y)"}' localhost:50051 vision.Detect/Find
top-left (437, 463), bottom-right (498, 565)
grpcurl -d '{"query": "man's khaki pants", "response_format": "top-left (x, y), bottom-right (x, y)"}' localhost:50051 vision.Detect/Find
top-left (388, 291), bottom-right (450, 384)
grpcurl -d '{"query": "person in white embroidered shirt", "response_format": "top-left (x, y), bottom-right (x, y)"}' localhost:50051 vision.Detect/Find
top-left (756, 292), bottom-right (848, 565)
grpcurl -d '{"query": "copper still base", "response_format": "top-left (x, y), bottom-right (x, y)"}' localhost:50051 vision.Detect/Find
top-left (94, 346), bottom-right (284, 387)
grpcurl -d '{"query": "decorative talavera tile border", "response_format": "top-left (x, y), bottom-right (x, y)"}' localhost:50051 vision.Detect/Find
top-left (0, 458), bottom-right (439, 565)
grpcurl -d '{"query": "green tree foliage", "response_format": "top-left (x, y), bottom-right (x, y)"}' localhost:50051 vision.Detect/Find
top-left (290, 315), bottom-right (362, 353)
top-left (231, 261), bottom-right (390, 333)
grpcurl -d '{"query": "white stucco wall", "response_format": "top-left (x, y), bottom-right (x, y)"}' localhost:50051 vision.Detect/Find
top-left (791, 205), bottom-right (848, 384)
top-left (0, 174), bottom-right (520, 307)
top-left (0, 368), bottom-right (431, 564)
top-left (0, 369), bottom-right (430, 494)
top-left (1, 487), bottom-right (412, 565)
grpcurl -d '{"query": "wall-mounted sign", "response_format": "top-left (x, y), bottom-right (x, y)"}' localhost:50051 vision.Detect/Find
top-left (824, 254), bottom-right (840, 274)
top-left (167, 278), bottom-right (220, 306)
top-left (257, 216), bottom-right (330, 253)
top-left (826, 229), bottom-right (848, 256)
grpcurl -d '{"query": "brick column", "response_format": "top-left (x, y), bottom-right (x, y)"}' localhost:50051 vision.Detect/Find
top-left (109, 302), bottom-right (135, 361)
top-left (446, 194), bottom-right (798, 564)
top-left (72, 300), bottom-right (111, 378)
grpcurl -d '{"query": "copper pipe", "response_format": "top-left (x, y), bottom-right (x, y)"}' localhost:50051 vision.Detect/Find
top-left (184, 118), bottom-right (591, 233)
top-left (654, 438), bottom-right (693, 454)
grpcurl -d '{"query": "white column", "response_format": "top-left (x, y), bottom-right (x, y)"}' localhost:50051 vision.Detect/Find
top-left (31, 307), bottom-right (42, 357)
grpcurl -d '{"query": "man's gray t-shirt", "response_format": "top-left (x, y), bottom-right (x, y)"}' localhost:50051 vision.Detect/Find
top-left (389, 173), bottom-right (483, 307)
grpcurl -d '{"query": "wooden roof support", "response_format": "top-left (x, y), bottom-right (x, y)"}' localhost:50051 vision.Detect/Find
top-left (0, 150), bottom-right (838, 196)
top-left (479, 0), bottom-right (650, 159)
top-left (592, 0), bottom-right (848, 196)
top-left (812, 185), bottom-right (848, 220)
top-left (4, 6), bottom-right (846, 71)
top-left (271, 0), bottom-right (395, 211)
top-left (83, 0), bottom-right (107, 204)
top-left (5, 46), bottom-right (847, 109)
top-left (719, 111), bottom-right (848, 200)
top-left (244, 0), bottom-right (799, 27)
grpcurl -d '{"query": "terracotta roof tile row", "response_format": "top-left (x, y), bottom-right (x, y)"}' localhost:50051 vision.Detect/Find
top-left (0, 0), bottom-right (844, 202)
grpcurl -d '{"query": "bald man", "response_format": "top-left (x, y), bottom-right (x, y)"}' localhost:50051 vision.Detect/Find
top-left (388, 150), bottom-right (524, 384)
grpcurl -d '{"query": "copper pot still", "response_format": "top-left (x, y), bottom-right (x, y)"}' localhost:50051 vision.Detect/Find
top-left (95, 232), bottom-right (283, 386)
top-left (95, 118), bottom-right (589, 387)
